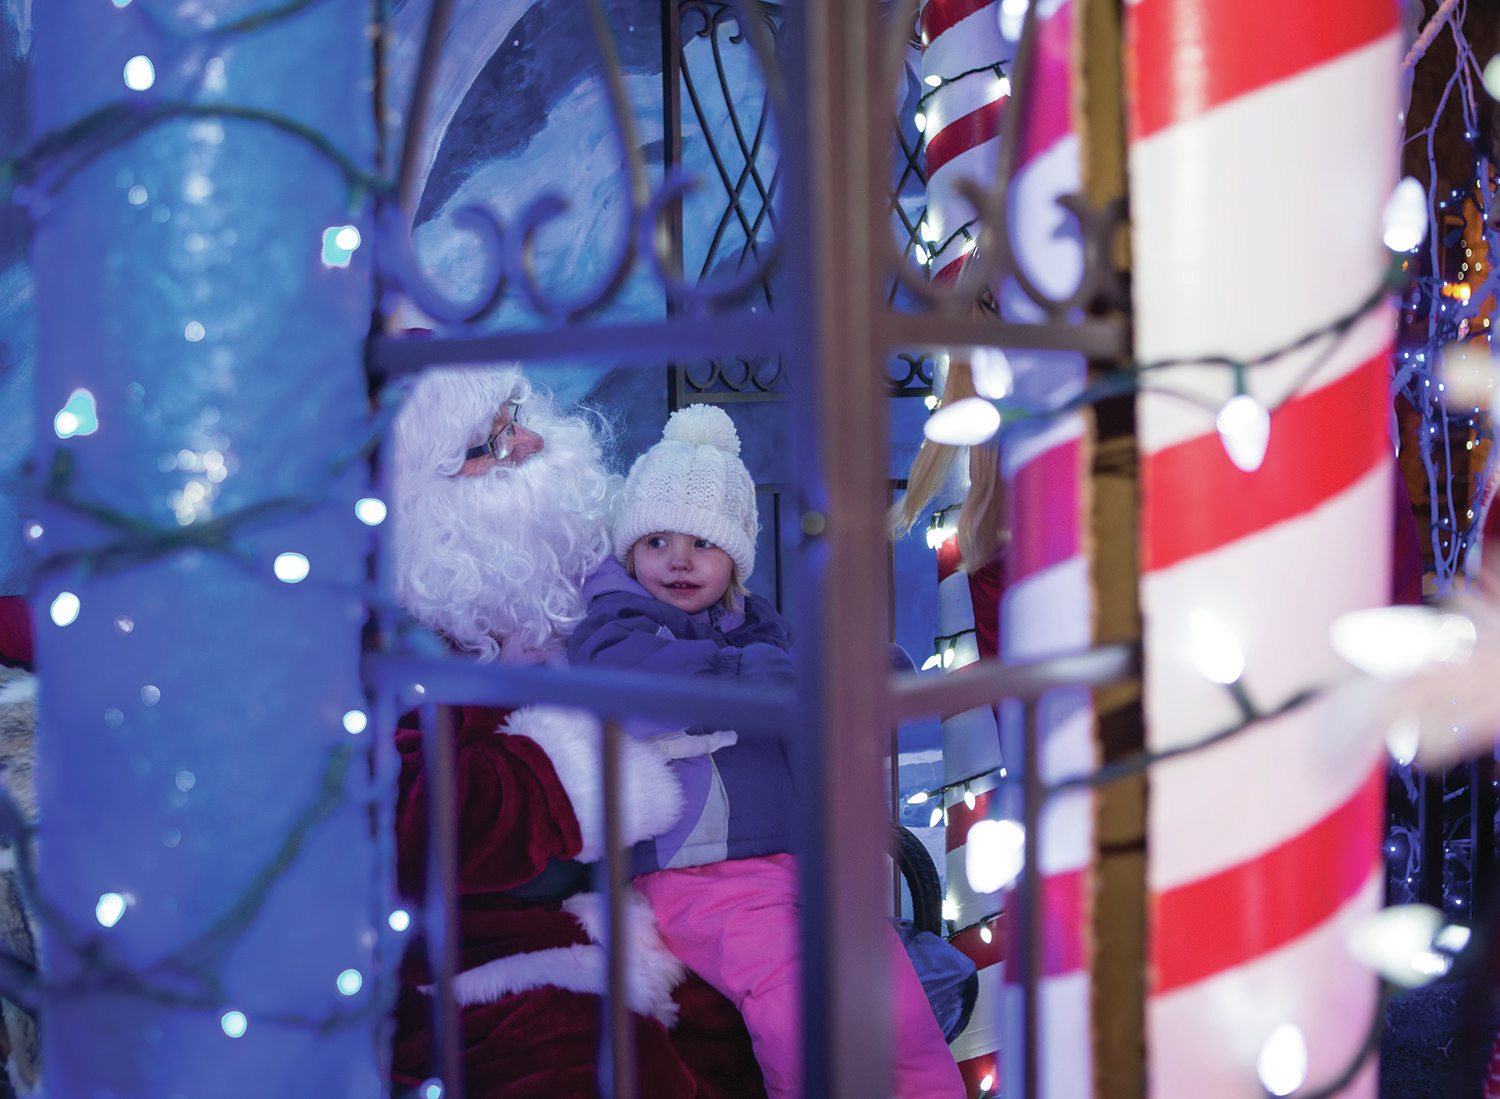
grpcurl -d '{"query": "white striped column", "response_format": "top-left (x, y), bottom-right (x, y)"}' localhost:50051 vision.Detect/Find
top-left (1127, 2), bottom-right (1400, 1095)
top-left (921, 1), bottom-right (1008, 1093)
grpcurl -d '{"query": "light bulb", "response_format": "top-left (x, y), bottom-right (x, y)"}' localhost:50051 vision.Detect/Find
top-left (50, 592), bottom-right (81, 627)
top-left (970, 347), bottom-right (1013, 400)
top-left (941, 646), bottom-right (956, 669)
top-left (343, 710), bottom-right (368, 735)
top-left (95, 892), bottom-right (127, 927)
top-left (925, 74), bottom-right (942, 87)
top-left (123, 55), bottom-right (155, 92)
top-left (336, 968), bottom-right (363, 996)
top-left (388, 908), bottom-right (412, 932)
top-left (924, 397), bottom-right (1001, 446)
top-left (1435, 924), bottom-right (1471, 953)
top-left (965, 818), bottom-right (1025, 894)
top-left (914, 112), bottom-right (926, 133)
top-left (1188, 609), bottom-right (1244, 686)
top-left (1385, 715), bottom-right (1419, 766)
top-left (1215, 393), bottom-right (1270, 472)
top-left (1256, 1024), bottom-right (1308, 1097)
top-left (355, 497), bottom-right (388, 526)
top-left (929, 806), bottom-right (943, 828)
top-left (273, 552), bottom-right (310, 583)
top-left (1346, 903), bottom-right (1446, 987)
top-left (920, 652), bottom-right (942, 670)
top-left (963, 787), bottom-right (977, 811)
top-left (914, 243), bottom-right (929, 265)
top-left (907, 790), bottom-right (930, 806)
top-left (220, 1010), bottom-right (248, 1038)
top-left (979, 925), bottom-right (993, 944)
top-left (1382, 177), bottom-right (1428, 252)
top-left (1330, 606), bottom-right (1476, 678)
top-left (1485, 54), bottom-right (1500, 101)
top-left (941, 895), bottom-right (958, 921)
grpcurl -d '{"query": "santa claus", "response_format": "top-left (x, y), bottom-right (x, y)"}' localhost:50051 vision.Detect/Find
top-left (386, 365), bottom-right (764, 1097)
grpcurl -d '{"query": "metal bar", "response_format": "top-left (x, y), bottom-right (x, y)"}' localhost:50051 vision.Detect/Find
top-left (1418, 770), bottom-right (1445, 907)
top-left (369, 315), bottom-right (785, 379)
top-left (1472, 755), bottom-right (1494, 911)
top-left (783, 3), bottom-right (891, 1097)
top-left (1020, 699), bottom-right (1043, 1099)
top-left (424, 704), bottom-right (465, 1099)
top-left (888, 644), bottom-right (1136, 721)
top-left (598, 716), bottom-right (636, 1099)
top-left (881, 313), bottom-right (1132, 360)
top-left (663, 0), bottom-right (686, 412)
top-left (396, 0), bottom-right (456, 217)
top-left (369, 653), bottom-right (795, 731)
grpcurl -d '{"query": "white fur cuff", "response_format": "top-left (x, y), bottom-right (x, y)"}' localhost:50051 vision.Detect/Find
top-left (501, 706), bottom-right (685, 862)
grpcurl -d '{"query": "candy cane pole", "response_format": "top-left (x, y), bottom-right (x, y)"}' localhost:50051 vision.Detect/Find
top-left (1127, 3), bottom-right (1400, 1095)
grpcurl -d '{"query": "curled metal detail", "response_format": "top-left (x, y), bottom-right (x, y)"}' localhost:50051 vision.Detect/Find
top-left (376, 198), bottom-right (507, 324)
top-left (880, 0), bottom-right (1127, 326)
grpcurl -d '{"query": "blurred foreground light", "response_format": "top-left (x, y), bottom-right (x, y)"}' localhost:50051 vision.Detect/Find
top-left (1215, 393), bottom-right (1270, 472)
top-left (1188, 609), bottom-right (1244, 686)
top-left (123, 54), bottom-right (155, 91)
top-left (970, 346), bottom-right (1014, 400)
top-left (220, 1010), bottom-right (248, 1038)
top-left (924, 397), bottom-right (1001, 447)
top-left (343, 709), bottom-right (368, 735)
top-left (965, 818), bottom-right (1025, 894)
top-left (1383, 177), bottom-right (1428, 252)
top-left (355, 497), bottom-right (387, 525)
top-left (1347, 904), bottom-right (1447, 987)
top-left (389, 908), bottom-right (412, 932)
top-left (336, 969), bottom-right (363, 996)
top-left (1257, 1024), bottom-right (1308, 1097)
top-left (1330, 606), bottom-right (1476, 678)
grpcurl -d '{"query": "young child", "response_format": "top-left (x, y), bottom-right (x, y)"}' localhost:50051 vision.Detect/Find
top-left (568, 405), bottom-right (965, 1099)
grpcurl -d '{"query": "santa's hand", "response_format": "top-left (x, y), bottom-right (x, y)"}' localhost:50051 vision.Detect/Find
top-left (648, 729), bottom-right (738, 760)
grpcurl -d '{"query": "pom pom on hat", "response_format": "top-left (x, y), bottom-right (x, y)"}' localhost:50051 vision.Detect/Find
top-left (613, 406), bottom-right (759, 580)
top-left (662, 405), bottom-right (741, 456)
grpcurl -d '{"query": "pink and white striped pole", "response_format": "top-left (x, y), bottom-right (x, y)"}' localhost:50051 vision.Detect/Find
top-left (1127, 2), bottom-right (1401, 1095)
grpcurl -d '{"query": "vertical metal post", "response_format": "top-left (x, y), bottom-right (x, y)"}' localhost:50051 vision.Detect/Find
top-left (1419, 771), bottom-right (1445, 907)
top-left (425, 704), bottom-right (465, 1099)
top-left (1471, 756), bottom-right (1494, 911)
top-left (598, 715), bottom-right (637, 1099)
top-left (782, 4), bottom-right (892, 1098)
top-left (661, 0), bottom-right (686, 413)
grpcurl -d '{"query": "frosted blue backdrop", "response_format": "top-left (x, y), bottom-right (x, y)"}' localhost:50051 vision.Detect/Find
top-left (0, 2), bottom-right (33, 596)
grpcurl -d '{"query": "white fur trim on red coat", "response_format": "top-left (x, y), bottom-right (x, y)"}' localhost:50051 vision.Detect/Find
top-left (428, 888), bottom-right (686, 1025)
top-left (500, 705), bottom-right (684, 862)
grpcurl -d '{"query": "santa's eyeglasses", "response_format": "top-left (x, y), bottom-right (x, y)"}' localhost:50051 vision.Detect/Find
top-left (464, 401), bottom-right (525, 463)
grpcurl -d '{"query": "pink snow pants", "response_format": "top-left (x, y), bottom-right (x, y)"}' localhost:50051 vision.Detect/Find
top-left (636, 852), bottom-right (966, 1099)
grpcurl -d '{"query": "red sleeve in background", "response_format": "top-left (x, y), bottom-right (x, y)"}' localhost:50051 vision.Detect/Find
top-left (0, 597), bottom-right (32, 670)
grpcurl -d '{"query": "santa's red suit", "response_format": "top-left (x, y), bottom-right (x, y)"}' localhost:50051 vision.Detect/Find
top-left (387, 367), bottom-right (765, 1097)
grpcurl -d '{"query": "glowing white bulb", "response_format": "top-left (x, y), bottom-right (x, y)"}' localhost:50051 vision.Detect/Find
top-left (920, 652), bottom-right (942, 669)
top-left (979, 1073), bottom-right (995, 1094)
top-left (184, 321), bottom-right (205, 342)
top-left (273, 552), bottom-right (310, 583)
top-left (1215, 393), bottom-right (1270, 472)
top-left (1256, 1024), bottom-right (1308, 1097)
top-left (1347, 903), bottom-right (1447, 987)
top-left (907, 790), bottom-right (930, 806)
top-left (1188, 609), bottom-right (1244, 686)
top-left (941, 646), bottom-right (956, 669)
top-left (95, 892), bottom-right (127, 927)
top-left (924, 397), bottom-right (1001, 446)
top-left (50, 591), bottom-right (81, 627)
top-left (343, 709), bottom-right (368, 735)
top-left (963, 787), bottom-right (977, 811)
top-left (1382, 177), bottom-right (1428, 252)
top-left (389, 908), bottom-right (412, 932)
top-left (941, 895), bottom-right (958, 921)
top-left (1485, 55), bottom-right (1500, 101)
top-left (354, 497), bottom-right (387, 525)
top-left (929, 806), bottom-right (943, 828)
top-left (923, 394), bottom-right (938, 411)
top-left (914, 112), bottom-right (926, 133)
top-left (1436, 924), bottom-right (1471, 953)
top-left (123, 55), bottom-right (155, 92)
top-left (54, 410), bottom-right (79, 436)
top-left (925, 74), bottom-right (942, 87)
top-left (970, 347), bottom-right (1013, 400)
top-left (334, 225), bottom-right (362, 252)
top-left (24, 523), bottom-right (42, 541)
top-left (996, 76), bottom-right (1012, 96)
top-left (1330, 606), bottom-right (1476, 679)
top-left (336, 968), bottom-right (363, 996)
top-left (220, 1010), bottom-right (248, 1038)
top-left (422, 1081), bottom-right (445, 1099)
top-left (965, 818), bottom-right (1025, 894)
top-left (914, 243), bottom-right (929, 265)
top-left (1385, 715), bottom-right (1419, 766)
top-left (979, 925), bottom-right (993, 944)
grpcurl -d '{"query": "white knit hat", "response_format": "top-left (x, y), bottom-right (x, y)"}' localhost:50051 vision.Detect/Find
top-left (613, 405), bottom-right (758, 580)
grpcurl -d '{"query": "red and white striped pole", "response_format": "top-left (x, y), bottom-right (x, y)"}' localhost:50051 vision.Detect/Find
top-left (1127, 2), bottom-right (1401, 1095)
top-left (919, 1), bottom-right (1009, 1092)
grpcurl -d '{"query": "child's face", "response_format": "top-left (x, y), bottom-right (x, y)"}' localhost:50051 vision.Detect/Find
top-left (631, 532), bottom-right (734, 614)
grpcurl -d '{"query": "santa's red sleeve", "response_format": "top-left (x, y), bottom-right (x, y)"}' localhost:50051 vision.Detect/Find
top-left (0, 598), bottom-right (32, 670)
top-left (395, 704), bottom-right (684, 898)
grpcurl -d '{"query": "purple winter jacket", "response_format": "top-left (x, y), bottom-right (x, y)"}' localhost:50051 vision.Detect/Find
top-left (567, 558), bottom-right (797, 872)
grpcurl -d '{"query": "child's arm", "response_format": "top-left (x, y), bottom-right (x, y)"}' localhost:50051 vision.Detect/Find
top-left (569, 596), bottom-right (791, 682)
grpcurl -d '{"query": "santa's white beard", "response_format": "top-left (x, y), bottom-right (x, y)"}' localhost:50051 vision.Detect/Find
top-left (394, 413), bottom-right (614, 662)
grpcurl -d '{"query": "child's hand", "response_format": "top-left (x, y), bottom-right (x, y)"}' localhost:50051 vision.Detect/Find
top-left (648, 729), bottom-right (738, 759)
